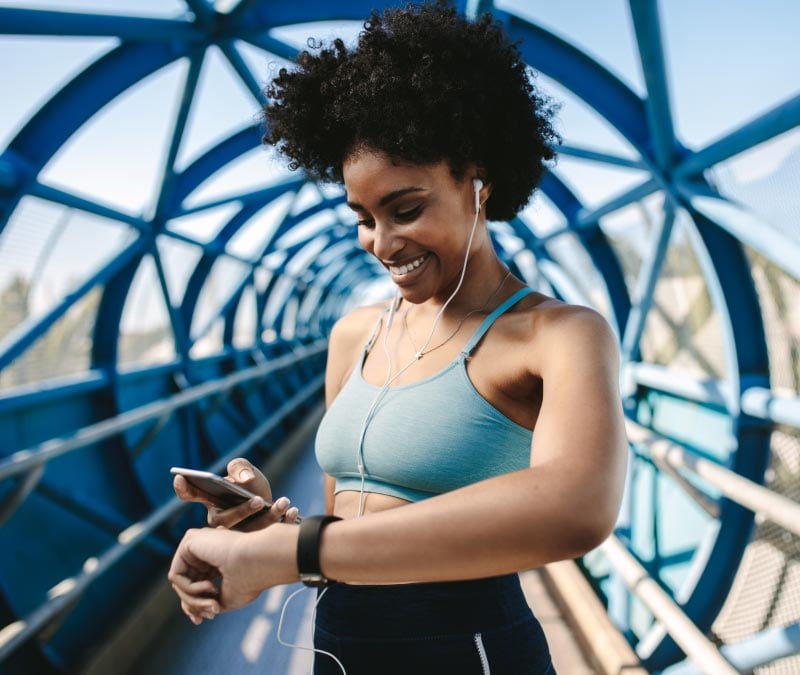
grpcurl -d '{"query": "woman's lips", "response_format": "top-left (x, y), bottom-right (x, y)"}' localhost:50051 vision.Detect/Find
top-left (388, 253), bottom-right (430, 283)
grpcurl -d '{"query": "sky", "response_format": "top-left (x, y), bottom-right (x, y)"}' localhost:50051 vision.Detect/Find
top-left (0, 0), bottom-right (798, 329)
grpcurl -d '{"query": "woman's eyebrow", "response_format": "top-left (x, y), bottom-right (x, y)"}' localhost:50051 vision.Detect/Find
top-left (346, 186), bottom-right (427, 210)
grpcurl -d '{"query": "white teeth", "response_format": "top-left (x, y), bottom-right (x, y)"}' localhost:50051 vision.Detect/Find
top-left (389, 255), bottom-right (427, 276)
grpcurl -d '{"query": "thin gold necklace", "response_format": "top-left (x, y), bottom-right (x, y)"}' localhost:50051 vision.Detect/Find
top-left (403, 270), bottom-right (512, 358)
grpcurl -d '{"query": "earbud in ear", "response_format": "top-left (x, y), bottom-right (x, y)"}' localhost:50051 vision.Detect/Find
top-left (472, 178), bottom-right (484, 213)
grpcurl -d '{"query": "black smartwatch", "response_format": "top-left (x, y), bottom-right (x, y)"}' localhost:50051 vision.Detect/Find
top-left (297, 515), bottom-right (342, 587)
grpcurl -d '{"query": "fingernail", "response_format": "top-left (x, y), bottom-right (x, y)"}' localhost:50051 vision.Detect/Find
top-left (239, 469), bottom-right (254, 481)
top-left (250, 496), bottom-right (264, 509)
top-left (203, 612), bottom-right (215, 620)
top-left (276, 497), bottom-right (290, 510)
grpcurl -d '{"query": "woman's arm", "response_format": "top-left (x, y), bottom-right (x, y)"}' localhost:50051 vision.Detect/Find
top-left (318, 307), bottom-right (627, 581)
top-left (169, 307), bottom-right (628, 616)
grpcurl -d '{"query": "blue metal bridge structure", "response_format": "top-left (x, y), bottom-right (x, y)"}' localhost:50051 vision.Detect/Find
top-left (0, 1), bottom-right (798, 673)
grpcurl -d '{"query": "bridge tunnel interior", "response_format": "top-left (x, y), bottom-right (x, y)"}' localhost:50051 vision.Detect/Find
top-left (0, 1), bottom-right (799, 673)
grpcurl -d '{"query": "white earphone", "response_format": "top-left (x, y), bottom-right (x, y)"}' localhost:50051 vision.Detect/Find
top-left (472, 178), bottom-right (483, 213)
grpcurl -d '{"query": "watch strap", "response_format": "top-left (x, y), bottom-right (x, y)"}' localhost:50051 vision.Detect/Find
top-left (297, 515), bottom-right (341, 587)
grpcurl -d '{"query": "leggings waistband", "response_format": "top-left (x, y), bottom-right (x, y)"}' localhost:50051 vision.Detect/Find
top-left (315, 574), bottom-right (533, 639)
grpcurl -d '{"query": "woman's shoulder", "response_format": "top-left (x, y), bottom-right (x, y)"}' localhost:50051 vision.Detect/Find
top-left (509, 292), bottom-right (619, 361)
top-left (328, 301), bottom-right (391, 352)
top-left (324, 302), bottom-right (392, 402)
top-left (326, 300), bottom-right (398, 370)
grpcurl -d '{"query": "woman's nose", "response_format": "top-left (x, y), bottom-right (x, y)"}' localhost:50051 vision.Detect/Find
top-left (369, 222), bottom-right (403, 261)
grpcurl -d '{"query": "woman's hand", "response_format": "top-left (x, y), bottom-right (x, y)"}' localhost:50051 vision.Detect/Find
top-left (173, 458), bottom-right (300, 531)
top-left (168, 525), bottom-right (299, 624)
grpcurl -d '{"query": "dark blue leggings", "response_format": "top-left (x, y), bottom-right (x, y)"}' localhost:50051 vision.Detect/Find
top-left (313, 574), bottom-right (556, 674)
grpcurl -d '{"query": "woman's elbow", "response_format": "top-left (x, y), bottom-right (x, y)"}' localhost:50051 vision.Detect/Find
top-left (550, 498), bottom-right (621, 560)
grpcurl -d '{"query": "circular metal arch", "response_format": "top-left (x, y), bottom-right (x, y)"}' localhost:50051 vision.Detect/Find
top-left (1, 1), bottom-right (797, 671)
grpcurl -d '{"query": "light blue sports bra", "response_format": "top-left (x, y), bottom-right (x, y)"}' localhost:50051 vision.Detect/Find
top-left (315, 288), bottom-right (534, 502)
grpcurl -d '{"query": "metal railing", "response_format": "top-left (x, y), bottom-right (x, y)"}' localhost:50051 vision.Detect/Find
top-left (600, 536), bottom-right (739, 675)
top-left (0, 341), bottom-right (326, 526)
top-left (0, 342), bottom-right (326, 662)
top-left (602, 415), bottom-right (800, 673)
top-left (626, 419), bottom-right (800, 537)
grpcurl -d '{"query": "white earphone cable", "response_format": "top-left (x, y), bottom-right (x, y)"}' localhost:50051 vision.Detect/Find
top-left (355, 183), bottom-right (483, 517)
top-left (276, 181), bottom-right (485, 674)
top-left (276, 586), bottom-right (347, 674)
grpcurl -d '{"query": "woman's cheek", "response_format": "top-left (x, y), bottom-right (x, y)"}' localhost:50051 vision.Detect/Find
top-left (357, 228), bottom-right (373, 252)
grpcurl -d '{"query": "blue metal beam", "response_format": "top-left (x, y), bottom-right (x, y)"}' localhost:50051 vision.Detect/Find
top-left (0, 238), bottom-right (148, 373)
top-left (228, 0), bottom-right (409, 35)
top-left (153, 48), bottom-right (207, 225)
top-left (0, 7), bottom-right (205, 41)
top-left (150, 242), bottom-right (191, 359)
top-left (171, 126), bottom-right (267, 208)
top-left (639, 209), bottom-right (771, 669)
top-left (91, 247), bottom-right (149, 371)
top-left (503, 10), bottom-right (653, 163)
top-left (675, 93), bottom-right (800, 178)
top-left (557, 144), bottom-right (645, 169)
top-left (180, 203), bottom-right (265, 343)
top-left (628, 0), bottom-right (678, 168)
top-left (175, 176), bottom-right (304, 216)
top-left (184, 0), bottom-right (216, 29)
top-left (676, 180), bottom-right (800, 280)
top-left (537, 172), bottom-right (631, 334)
top-left (218, 40), bottom-right (267, 106)
top-left (575, 178), bottom-right (660, 229)
top-left (0, 156), bottom-right (18, 189)
top-left (29, 182), bottom-right (151, 233)
top-left (241, 34), bottom-right (300, 62)
top-left (621, 203), bottom-right (676, 362)
top-left (1, 40), bottom-right (185, 235)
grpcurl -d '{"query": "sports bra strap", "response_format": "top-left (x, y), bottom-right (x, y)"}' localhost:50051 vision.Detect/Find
top-left (461, 287), bottom-right (534, 357)
top-left (363, 303), bottom-right (393, 355)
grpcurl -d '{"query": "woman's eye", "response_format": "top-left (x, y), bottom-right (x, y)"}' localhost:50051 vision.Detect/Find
top-left (395, 205), bottom-right (423, 222)
top-left (357, 218), bottom-right (375, 228)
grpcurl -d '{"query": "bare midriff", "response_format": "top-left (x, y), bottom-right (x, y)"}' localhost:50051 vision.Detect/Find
top-left (333, 489), bottom-right (411, 520)
top-left (331, 490), bottom-right (414, 584)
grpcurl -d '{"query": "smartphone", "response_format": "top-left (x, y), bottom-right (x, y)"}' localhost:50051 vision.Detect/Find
top-left (170, 467), bottom-right (272, 510)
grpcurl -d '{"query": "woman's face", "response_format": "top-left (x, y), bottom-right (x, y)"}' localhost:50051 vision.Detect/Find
top-left (342, 149), bottom-right (482, 304)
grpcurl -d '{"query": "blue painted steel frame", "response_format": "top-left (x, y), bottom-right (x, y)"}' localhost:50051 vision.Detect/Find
top-left (0, 0), bottom-right (795, 671)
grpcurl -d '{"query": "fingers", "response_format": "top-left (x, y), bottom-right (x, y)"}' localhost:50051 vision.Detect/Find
top-left (208, 496), bottom-right (268, 529)
top-left (226, 459), bottom-right (272, 501)
top-left (207, 494), bottom-right (295, 530)
top-left (168, 533), bottom-right (222, 624)
top-left (235, 497), bottom-right (297, 531)
top-left (181, 601), bottom-right (216, 625)
top-left (173, 475), bottom-right (216, 509)
top-left (175, 588), bottom-right (221, 624)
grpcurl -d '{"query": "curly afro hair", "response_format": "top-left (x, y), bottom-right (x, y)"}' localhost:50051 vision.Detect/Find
top-left (263, 1), bottom-right (559, 221)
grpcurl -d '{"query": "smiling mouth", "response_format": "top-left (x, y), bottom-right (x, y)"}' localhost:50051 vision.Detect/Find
top-left (388, 254), bottom-right (428, 276)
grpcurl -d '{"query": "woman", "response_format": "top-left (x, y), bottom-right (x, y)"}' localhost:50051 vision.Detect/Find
top-left (169, 4), bottom-right (628, 673)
